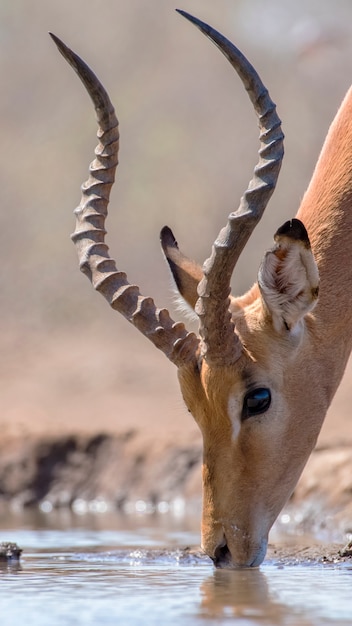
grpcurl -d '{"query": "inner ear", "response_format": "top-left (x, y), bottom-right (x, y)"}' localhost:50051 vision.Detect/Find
top-left (258, 219), bottom-right (319, 333)
top-left (160, 226), bottom-right (203, 310)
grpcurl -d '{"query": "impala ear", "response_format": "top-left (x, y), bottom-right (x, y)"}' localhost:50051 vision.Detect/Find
top-left (160, 226), bottom-right (203, 310)
top-left (258, 219), bottom-right (319, 333)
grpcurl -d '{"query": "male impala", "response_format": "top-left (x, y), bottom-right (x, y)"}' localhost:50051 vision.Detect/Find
top-left (51, 10), bottom-right (352, 568)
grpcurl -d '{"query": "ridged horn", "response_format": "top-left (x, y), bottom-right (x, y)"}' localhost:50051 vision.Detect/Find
top-left (177, 11), bottom-right (284, 365)
top-left (50, 33), bottom-right (199, 367)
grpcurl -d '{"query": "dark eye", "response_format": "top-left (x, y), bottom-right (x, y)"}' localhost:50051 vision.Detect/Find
top-left (242, 388), bottom-right (271, 420)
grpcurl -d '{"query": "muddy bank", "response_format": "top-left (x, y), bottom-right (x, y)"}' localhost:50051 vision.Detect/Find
top-left (266, 541), bottom-right (352, 565)
top-left (287, 443), bottom-right (352, 538)
top-left (0, 430), bottom-right (351, 539)
top-left (0, 431), bottom-right (202, 511)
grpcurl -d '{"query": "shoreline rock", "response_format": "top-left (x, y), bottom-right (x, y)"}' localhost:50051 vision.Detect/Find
top-left (0, 542), bottom-right (22, 562)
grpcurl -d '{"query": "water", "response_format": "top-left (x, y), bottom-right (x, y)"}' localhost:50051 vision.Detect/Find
top-left (0, 515), bottom-right (351, 626)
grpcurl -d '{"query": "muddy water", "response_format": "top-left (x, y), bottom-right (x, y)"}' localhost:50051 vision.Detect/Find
top-left (0, 513), bottom-right (351, 626)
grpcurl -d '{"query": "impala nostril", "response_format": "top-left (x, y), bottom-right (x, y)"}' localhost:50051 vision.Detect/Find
top-left (213, 542), bottom-right (232, 567)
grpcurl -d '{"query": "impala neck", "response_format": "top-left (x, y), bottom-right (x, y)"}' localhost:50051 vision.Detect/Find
top-left (296, 86), bottom-right (352, 406)
top-left (297, 86), bottom-right (352, 378)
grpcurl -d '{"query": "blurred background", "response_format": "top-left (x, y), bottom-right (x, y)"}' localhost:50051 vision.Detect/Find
top-left (1, 0), bottom-right (352, 452)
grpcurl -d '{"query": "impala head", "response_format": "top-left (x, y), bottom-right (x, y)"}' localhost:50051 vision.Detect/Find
top-left (51, 10), bottom-right (325, 568)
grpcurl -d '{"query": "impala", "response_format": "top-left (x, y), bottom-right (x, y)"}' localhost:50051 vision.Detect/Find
top-left (51, 10), bottom-right (352, 568)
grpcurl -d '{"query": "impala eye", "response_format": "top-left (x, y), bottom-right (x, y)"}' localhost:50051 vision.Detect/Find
top-left (242, 388), bottom-right (271, 420)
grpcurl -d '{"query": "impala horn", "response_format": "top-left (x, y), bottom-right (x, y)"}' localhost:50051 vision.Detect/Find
top-left (49, 32), bottom-right (199, 368)
top-left (175, 11), bottom-right (284, 365)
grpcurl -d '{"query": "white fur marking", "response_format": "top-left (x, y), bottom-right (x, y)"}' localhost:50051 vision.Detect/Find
top-left (227, 394), bottom-right (241, 440)
top-left (172, 290), bottom-right (198, 322)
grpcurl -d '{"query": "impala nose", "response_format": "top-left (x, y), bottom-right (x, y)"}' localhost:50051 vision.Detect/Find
top-left (213, 537), bottom-right (268, 569)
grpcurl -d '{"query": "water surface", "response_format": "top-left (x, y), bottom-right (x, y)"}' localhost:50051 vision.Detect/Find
top-left (0, 516), bottom-right (351, 626)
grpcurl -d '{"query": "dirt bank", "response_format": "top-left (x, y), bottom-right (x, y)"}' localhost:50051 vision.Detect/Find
top-left (0, 429), bottom-right (351, 541)
top-left (0, 430), bottom-right (202, 510)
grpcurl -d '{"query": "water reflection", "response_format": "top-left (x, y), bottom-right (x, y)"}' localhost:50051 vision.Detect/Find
top-left (200, 570), bottom-right (266, 618)
top-left (201, 569), bottom-right (287, 624)
top-left (200, 564), bottom-right (352, 625)
top-left (0, 560), bottom-right (22, 574)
